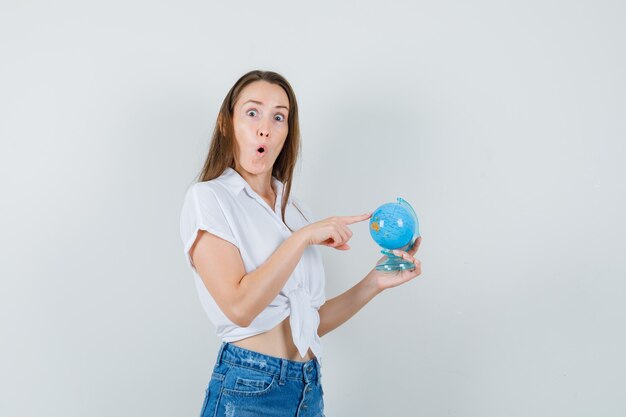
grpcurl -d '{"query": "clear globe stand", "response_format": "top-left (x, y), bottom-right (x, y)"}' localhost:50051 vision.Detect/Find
top-left (374, 197), bottom-right (420, 272)
top-left (376, 240), bottom-right (418, 271)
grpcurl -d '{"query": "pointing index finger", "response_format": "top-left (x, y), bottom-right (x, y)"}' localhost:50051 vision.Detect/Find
top-left (341, 212), bottom-right (373, 224)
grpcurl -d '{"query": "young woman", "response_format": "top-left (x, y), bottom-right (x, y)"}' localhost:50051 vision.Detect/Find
top-left (180, 70), bottom-right (422, 416)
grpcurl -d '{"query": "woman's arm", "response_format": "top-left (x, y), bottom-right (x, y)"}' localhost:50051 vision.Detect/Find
top-left (317, 237), bottom-right (422, 337)
top-left (317, 271), bottom-right (381, 338)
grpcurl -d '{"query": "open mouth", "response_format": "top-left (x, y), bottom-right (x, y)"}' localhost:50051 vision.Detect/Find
top-left (256, 145), bottom-right (266, 155)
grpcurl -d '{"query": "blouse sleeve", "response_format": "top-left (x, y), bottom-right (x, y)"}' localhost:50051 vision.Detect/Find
top-left (179, 184), bottom-right (239, 273)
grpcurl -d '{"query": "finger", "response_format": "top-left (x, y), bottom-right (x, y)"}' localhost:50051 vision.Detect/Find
top-left (323, 231), bottom-right (342, 247)
top-left (393, 249), bottom-right (418, 265)
top-left (341, 212), bottom-right (373, 225)
top-left (330, 231), bottom-right (342, 247)
top-left (336, 227), bottom-right (349, 246)
top-left (330, 224), bottom-right (347, 245)
top-left (342, 224), bottom-right (353, 240)
top-left (407, 237), bottom-right (419, 250)
top-left (407, 260), bottom-right (422, 274)
top-left (408, 237), bottom-right (422, 255)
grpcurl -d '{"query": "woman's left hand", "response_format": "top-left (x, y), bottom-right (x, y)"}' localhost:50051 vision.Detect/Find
top-left (367, 236), bottom-right (422, 293)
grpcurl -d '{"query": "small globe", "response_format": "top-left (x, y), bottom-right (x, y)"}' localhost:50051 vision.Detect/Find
top-left (369, 198), bottom-right (419, 251)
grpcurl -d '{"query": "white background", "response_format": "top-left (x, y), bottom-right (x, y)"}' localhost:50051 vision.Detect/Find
top-left (1, 1), bottom-right (625, 416)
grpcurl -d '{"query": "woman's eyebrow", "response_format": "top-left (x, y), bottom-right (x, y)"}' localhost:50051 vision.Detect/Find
top-left (242, 99), bottom-right (289, 111)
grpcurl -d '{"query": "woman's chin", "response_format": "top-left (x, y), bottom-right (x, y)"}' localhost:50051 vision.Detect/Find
top-left (241, 160), bottom-right (272, 174)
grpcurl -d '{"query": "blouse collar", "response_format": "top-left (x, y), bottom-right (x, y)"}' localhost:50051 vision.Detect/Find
top-left (219, 167), bottom-right (284, 201)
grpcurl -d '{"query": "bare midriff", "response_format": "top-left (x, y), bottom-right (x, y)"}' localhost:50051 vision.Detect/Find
top-left (230, 315), bottom-right (316, 362)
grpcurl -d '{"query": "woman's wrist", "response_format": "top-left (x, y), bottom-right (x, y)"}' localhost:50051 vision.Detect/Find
top-left (291, 228), bottom-right (311, 249)
top-left (364, 269), bottom-right (384, 296)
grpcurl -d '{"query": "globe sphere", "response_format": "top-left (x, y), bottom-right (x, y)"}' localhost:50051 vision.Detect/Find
top-left (369, 201), bottom-right (416, 250)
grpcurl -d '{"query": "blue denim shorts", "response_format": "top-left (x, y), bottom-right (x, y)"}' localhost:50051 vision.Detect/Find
top-left (199, 342), bottom-right (325, 417)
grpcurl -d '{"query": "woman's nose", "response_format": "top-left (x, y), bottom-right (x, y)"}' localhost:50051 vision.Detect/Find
top-left (257, 120), bottom-right (270, 138)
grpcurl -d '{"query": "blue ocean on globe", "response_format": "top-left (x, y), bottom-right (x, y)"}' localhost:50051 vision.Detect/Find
top-left (369, 201), bottom-right (417, 250)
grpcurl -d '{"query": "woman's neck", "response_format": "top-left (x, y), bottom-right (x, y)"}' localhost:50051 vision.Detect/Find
top-left (234, 166), bottom-right (276, 204)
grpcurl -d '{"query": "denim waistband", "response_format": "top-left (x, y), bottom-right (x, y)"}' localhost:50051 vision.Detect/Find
top-left (215, 342), bottom-right (321, 385)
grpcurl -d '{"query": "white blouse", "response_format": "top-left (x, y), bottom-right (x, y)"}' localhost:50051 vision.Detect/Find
top-left (179, 167), bottom-right (326, 363)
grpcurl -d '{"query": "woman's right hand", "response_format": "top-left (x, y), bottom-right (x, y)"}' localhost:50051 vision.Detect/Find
top-left (298, 212), bottom-right (373, 250)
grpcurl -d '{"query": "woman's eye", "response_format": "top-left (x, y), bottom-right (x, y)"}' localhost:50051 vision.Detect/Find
top-left (246, 109), bottom-right (258, 117)
top-left (274, 114), bottom-right (285, 122)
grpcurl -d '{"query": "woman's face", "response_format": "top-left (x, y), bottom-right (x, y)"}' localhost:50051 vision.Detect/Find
top-left (232, 80), bottom-right (290, 175)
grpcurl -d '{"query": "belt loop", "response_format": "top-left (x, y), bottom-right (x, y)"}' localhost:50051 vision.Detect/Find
top-left (278, 359), bottom-right (288, 386)
top-left (315, 359), bottom-right (321, 385)
top-left (215, 342), bottom-right (227, 368)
